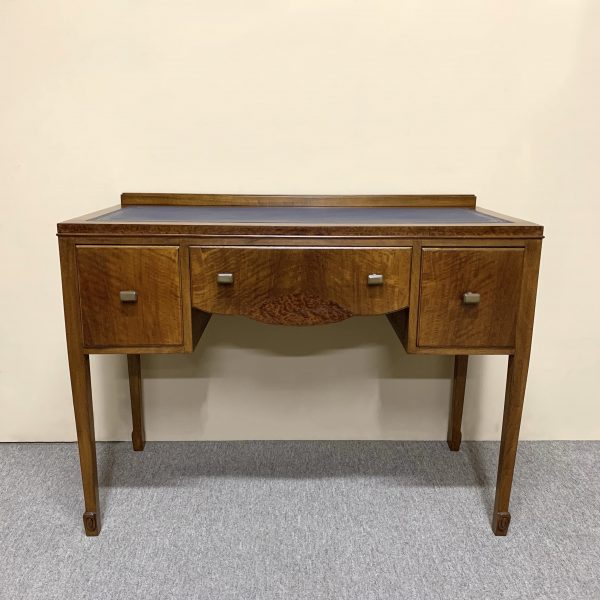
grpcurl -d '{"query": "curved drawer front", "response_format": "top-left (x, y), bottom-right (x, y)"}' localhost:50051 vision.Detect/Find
top-left (190, 247), bottom-right (412, 325)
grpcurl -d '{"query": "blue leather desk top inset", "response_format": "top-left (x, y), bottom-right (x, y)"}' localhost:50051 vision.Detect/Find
top-left (92, 206), bottom-right (508, 225)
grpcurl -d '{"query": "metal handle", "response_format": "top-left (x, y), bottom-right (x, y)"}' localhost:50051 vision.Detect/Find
top-left (462, 292), bottom-right (480, 305)
top-left (217, 273), bottom-right (234, 284)
top-left (119, 290), bottom-right (138, 303)
top-left (367, 273), bottom-right (384, 286)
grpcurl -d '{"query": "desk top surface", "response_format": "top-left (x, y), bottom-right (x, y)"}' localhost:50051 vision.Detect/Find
top-left (92, 205), bottom-right (508, 225)
top-left (57, 195), bottom-right (543, 238)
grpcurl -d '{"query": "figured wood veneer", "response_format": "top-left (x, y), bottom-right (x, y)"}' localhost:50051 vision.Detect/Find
top-left (418, 248), bottom-right (525, 348)
top-left (190, 247), bottom-right (412, 325)
top-left (77, 246), bottom-right (183, 347)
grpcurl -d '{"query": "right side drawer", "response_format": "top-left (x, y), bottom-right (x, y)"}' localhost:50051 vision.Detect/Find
top-left (417, 248), bottom-right (525, 349)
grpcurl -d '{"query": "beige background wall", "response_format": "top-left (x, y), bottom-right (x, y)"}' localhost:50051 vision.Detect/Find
top-left (1, 1), bottom-right (599, 442)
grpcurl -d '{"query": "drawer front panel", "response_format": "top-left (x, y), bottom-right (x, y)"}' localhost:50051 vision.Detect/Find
top-left (190, 247), bottom-right (412, 325)
top-left (418, 248), bottom-right (524, 348)
top-left (77, 246), bottom-right (183, 347)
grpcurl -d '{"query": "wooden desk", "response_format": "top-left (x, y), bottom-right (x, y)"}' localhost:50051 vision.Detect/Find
top-left (58, 194), bottom-right (543, 537)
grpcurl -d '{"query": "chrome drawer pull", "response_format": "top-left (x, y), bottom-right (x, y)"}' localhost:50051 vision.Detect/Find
top-left (119, 290), bottom-right (138, 303)
top-left (367, 273), bottom-right (384, 286)
top-left (217, 273), bottom-right (234, 285)
top-left (463, 292), bottom-right (480, 305)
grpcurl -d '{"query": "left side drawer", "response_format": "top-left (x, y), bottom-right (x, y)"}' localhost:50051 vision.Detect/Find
top-left (77, 246), bottom-right (183, 348)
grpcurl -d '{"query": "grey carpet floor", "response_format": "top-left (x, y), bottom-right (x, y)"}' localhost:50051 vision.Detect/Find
top-left (0, 442), bottom-right (598, 600)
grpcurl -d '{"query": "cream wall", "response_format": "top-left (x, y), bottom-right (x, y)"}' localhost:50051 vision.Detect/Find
top-left (1, 1), bottom-right (599, 442)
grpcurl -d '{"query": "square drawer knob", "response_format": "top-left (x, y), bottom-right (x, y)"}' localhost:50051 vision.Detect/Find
top-left (462, 292), bottom-right (480, 305)
top-left (217, 273), bottom-right (234, 284)
top-left (367, 273), bottom-right (384, 285)
top-left (119, 290), bottom-right (138, 303)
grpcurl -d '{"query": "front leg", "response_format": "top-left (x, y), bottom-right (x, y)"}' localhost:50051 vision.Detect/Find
top-left (492, 352), bottom-right (530, 535)
top-left (68, 351), bottom-right (101, 535)
top-left (492, 239), bottom-right (541, 536)
top-left (60, 238), bottom-right (101, 536)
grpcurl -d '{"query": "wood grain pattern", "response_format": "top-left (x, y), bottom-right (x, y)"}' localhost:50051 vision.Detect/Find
top-left (58, 221), bottom-right (543, 239)
top-left (59, 238), bottom-right (101, 536)
top-left (387, 311), bottom-right (515, 355)
top-left (247, 293), bottom-right (353, 326)
top-left (77, 246), bottom-right (183, 347)
top-left (190, 247), bottom-right (412, 325)
top-left (127, 355), bottom-right (145, 451)
top-left (448, 355), bottom-right (468, 451)
top-left (121, 193), bottom-right (477, 208)
top-left (418, 248), bottom-right (525, 349)
top-left (492, 239), bottom-right (542, 535)
top-left (57, 235), bottom-right (535, 250)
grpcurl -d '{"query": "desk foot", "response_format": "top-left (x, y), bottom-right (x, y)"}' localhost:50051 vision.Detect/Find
top-left (447, 432), bottom-right (462, 452)
top-left (131, 431), bottom-right (146, 452)
top-left (492, 511), bottom-right (511, 536)
top-left (83, 511), bottom-right (100, 536)
top-left (132, 431), bottom-right (145, 452)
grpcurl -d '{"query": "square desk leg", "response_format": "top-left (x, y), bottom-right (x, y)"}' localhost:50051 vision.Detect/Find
top-left (492, 239), bottom-right (541, 536)
top-left (60, 239), bottom-right (101, 536)
top-left (127, 355), bottom-right (145, 451)
top-left (67, 352), bottom-right (100, 536)
top-left (448, 355), bottom-right (468, 451)
top-left (492, 351), bottom-right (532, 535)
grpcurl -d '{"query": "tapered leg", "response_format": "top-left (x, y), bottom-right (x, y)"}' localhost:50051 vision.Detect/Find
top-left (68, 351), bottom-right (101, 536)
top-left (492, 352), bottom-right (530, 535)
top-left (447, 355), bottom-right (468, 451)
top-left (491, 239), bottom-right (541, 536)
top-left (127, 354), bottom-right (145, 451)
top-left (60, 238), bottom-right (101, 536)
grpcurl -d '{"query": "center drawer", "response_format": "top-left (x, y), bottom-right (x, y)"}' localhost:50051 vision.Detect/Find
top-left (190, 246), bottom-right (412, 325)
